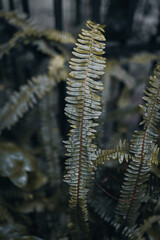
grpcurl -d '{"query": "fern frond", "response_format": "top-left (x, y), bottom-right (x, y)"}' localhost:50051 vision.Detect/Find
top-left (42, 29), bottom-right (75, 44)
top-left (0, 30), bottom-right (53, 58)
top-left (0, 27), bottom-right (75, 59)
top-left (0, 10), bottom-right (35, 30)
top-left (104, 60), bottom-right (135, 89)
top-left (0, 53), bottom-right (66, 133)
top-left (96, 140), bottom-right (130, 167)
top-left (48, 55), bottom-right (68, 82)
top-left (64, 20), bottom-right (106, 227)
top-left (0, 10), bottom-right (75, 44)
top-left (0, 75), bottom-right (56, 133)
top-left (115, 63), bottom-right (160, 226)
top-left (125, 52), bottom-right (159, 64)
top-left (0, 11), bottom-right (75, 59)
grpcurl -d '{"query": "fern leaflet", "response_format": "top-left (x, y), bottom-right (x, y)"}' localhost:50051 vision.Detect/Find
top-left (96, 139), bottom-right (130, 167)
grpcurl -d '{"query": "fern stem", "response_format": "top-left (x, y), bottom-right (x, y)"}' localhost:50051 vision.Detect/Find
top-left (64, 20), bottom-right (106, 229)
top-left (77, 28), bottom-right (95, 205)
top-left (95, 179), bottom-right (136, 203)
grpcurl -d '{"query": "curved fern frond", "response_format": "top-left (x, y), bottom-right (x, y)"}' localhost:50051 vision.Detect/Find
top-left (104, 60), bottom-right (135, 90)
top-left (0, 75), bottom-right (56, 133)
top-left (115, 63), bottom-right (160, 226)
top-left (0, 28), bottom-right (75, 59)
top-left (0, 30), bottom-right (53, 58)
top-left (48, 55), bottom-right (68, 82)
top-left (96, 140), bottom-right (130, 167)
top-left (64, 20), bottom-right (106, 228)
top-left (125, 52), bottom-right (159, 64)
top-left (42, 29), bottom-right (75, 44)
top-left (0, 10), bottom-right (75, 44)
top-left (0, 11), bottom-right (75, 59)
top-left (0, 10), bottom-right (35, 30)
top-left (0, 54), bottom-right (66, 133)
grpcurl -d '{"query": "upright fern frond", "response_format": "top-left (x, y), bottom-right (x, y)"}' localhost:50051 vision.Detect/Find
top-left (115, 63), bottom-right (160, 226)
top-left (64, 20), bottom-right (106, 227)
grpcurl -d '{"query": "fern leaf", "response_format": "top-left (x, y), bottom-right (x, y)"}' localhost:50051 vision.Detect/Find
top-left (96, 140), bottom-right (130, 166)
top-left (48, 55), bottom-right (68, 82)
top-left (0, 11), bottom-right (75, 59)
top-left (115, 63), bottom-right (160, 226)
top-left (0, 10), bottom-right (75, 46)
top-left (0, 27), bottom-right (75, 59)
top-left (0, 10), bottom-right (35, 30)
top-left (42, 29), bottom-right (75, 44)
top-left (0, 75), bottom-right (56, 133)
top-left (64, 20), bottom-right (106, 227)
top-left (0, 30), bottom-right (53, 58)
top-left (0, 53), bottom-right (66, 133)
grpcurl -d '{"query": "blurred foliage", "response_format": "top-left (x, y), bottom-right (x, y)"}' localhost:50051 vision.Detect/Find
top-left (0, 9), bottom-right (160, 240)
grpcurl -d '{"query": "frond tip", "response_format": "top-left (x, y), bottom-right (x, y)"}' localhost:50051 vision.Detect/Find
top-left (64, 20), bottom-right (106, 229)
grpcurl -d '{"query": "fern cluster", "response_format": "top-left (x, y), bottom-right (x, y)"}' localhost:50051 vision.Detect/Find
top-left (63, 19), bottom-right (160, 239)
top-left (115, 65), bottom-right (160, 227)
